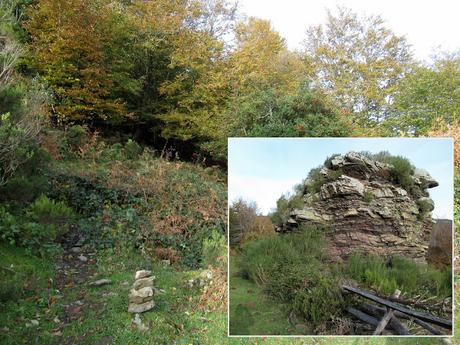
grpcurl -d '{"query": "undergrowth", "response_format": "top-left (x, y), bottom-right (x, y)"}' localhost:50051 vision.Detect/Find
top-left (346, 252), bottom-right (451, 299)
top-left (238, 226), bottom-right (346, 327)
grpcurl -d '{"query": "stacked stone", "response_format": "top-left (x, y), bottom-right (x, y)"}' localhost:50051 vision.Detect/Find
top-left (128, 270), bottom-right (155, 313)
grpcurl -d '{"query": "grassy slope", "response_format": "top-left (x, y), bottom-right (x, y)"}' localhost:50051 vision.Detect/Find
top-left (229, 256), bottom-right (294, 336)
top-left (0, 147), bottom-right (455, 345)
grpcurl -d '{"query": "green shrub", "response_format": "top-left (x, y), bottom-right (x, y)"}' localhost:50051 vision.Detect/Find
top-left (363, 190), bottom-right (374, 203)
top-left (292, 275), bottom-right (344, 326)
top-left (327, 169), bottom-right (343, 181)
top-left (417, 198), bottom-right (433, 219)
top-left (27, 194), bottom-right (74, 229)
top-left (238, 226), bottom-right (345, 326)
top-left (0, 205), bottom-right (20, 245)
top-left (202, 229), bottom-right (227, 271)
top-left (124, 139), bottom-right (143, 160)
top-left (305, 166), bottom-right (325, 194)
top-left (361, 151), bottom-right (415, 192)
top-left (0, 195), bottom-right (74, 255)
top-left (65, 125), bottom-right (87, 150)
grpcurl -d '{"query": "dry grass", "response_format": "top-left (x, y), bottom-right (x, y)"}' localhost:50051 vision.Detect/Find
top-left (198, 267), bottom-right (227, 312)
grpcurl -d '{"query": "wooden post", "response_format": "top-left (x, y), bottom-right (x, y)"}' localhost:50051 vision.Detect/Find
top-left (373, 289), bottom-right (401, 335)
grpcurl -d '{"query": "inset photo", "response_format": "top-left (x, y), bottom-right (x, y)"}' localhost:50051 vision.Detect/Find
top-left (228, 138), bottom-right (453, 336)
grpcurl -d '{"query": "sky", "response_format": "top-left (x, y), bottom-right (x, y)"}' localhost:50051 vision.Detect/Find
top-left (237, 0), bottom-right (460, 62)
top-left (228, 138), bottom-right (454, 219)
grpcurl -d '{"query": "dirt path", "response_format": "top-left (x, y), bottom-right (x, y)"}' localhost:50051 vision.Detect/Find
top-left (51, 236), bottom-right (110, 344)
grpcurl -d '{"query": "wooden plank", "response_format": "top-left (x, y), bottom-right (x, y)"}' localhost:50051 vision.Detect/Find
top-left (359, 303), bottom-right (444, 335)
top-left (373, 310), bottom-right (395, 335)
top-left (347, 307), bottom-right (380, 327)
top-left (357, 303), bottom-right (409, 335)
top-left (373, 289), bottom-right (401, 335)
top-left (347, 308), bottom-right (408, 335)
top-left (342, 284), bottom-right (452, 329)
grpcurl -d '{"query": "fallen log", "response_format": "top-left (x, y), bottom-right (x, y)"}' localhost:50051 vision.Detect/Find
top-left (358, 303), bottom-right (444, 335)
top-left (342, 284), bottom-right (452, 329)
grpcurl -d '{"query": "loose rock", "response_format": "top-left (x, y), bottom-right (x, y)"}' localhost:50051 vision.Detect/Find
top-left (90, 279), bottom-right (112, 287)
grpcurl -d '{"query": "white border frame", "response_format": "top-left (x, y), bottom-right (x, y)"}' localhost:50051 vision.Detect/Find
top-left (226, 137), bottom-right (455, 338)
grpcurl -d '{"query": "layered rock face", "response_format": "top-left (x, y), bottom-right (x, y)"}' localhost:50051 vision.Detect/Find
top-left (277, 152), bottom-right (439, 262)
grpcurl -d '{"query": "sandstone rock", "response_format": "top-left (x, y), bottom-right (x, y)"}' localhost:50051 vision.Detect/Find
top-left (128, 300), bottom-right (155, 313)
top-left (129, 287), bottom-right (154, 304)
top-left (135, 270), bottom-right (152, 280)
top-left (290, 208), bottom-right (323, 222)
top-left (277, 151), bottom-right (440, 262)
top-left (413, 169), bottom-right (439, 188)
top-left (320, 175), bottom-right (364, 199)
top-left (133, 276), bottom-right (155, 290)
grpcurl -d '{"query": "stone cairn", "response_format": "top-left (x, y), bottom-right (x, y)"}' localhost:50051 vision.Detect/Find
top-left (128, 270), bottom-right (155, 313)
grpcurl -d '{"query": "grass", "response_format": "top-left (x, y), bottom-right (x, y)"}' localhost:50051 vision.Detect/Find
top-left (0, 243), bottom-right (55, 303)
top-left (347, 252), bottom-right (451, 299)
top-left (229, 256), bottom-right (295, 335)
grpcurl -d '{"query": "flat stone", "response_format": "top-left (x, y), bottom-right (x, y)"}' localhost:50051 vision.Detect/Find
top-left (90, 279), bottom-right (112, 287)
top-left (133, 276), bottom-right (155, 290)
top-left (135, 270), bottom-right (152, 280)
top-left (128, 300), bottom-right (155, 313)
top-left (70, 247), bottom-right (81, 253)
top-left (129, 287), bottom-right (154, 304)
top-left (78, 255), bottom-right (88, 262)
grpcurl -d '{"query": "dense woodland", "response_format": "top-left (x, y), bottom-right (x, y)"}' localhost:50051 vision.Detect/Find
top-left (2, 0), bottom-right (460, 164)
top-left (0, 0), bottom-right (459, 343)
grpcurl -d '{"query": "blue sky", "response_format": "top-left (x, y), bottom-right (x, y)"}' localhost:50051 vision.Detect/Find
top-left (228, 138), bottom-right (454, 219)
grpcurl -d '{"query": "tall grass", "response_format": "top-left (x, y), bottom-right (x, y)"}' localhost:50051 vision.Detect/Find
top-left (347, 252), bottom-right (451, 298)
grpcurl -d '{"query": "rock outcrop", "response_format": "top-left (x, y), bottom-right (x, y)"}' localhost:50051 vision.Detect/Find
top-left (277, 152), bottom-right (440, 262)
